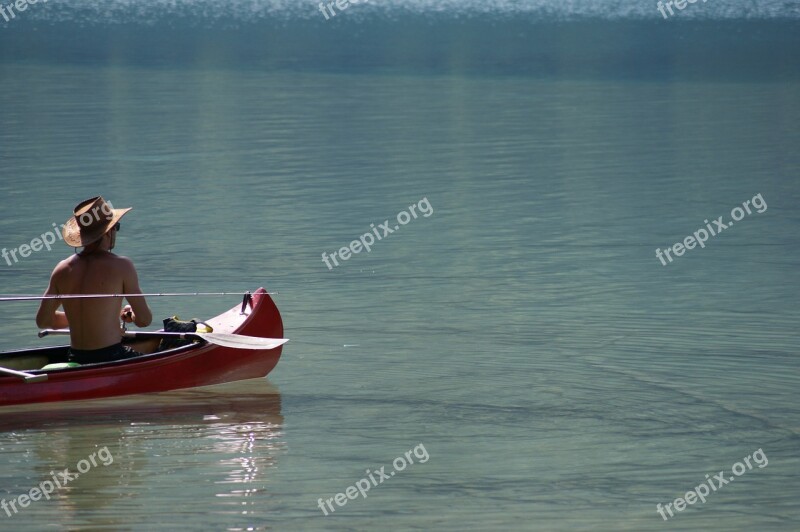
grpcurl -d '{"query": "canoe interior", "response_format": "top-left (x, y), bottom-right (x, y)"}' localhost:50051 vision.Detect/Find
top-left (0, 345), bottom-right (69, 371)
top-left (0, 341), bottom-right (194, 372)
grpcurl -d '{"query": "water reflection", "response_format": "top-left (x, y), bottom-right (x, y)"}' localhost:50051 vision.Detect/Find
top-left (0, 379), bottom-right (284, 530)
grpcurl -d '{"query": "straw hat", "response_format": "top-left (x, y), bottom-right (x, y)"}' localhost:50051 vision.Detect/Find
top-left (62, 196), bottom-right (132, 247)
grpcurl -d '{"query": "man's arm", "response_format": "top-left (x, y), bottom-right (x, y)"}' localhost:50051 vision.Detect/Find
top-left (35, 265), bottom-right (69, 330)
top-left (121, 258), bottom-right (152, 327)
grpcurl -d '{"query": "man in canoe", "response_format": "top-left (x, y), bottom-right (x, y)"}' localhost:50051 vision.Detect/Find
top-left (35, 196), bottom-right (154, 364)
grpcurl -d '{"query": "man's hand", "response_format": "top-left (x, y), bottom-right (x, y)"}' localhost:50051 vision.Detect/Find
top-left (121, 305), bottom-right (135, 323)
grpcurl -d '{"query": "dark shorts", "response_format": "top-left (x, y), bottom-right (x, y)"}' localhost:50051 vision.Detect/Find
top-left (68, 343), bottom-right (144, 365)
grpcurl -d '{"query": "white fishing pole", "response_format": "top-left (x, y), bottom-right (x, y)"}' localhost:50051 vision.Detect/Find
top-left (0, 292), bottom-right (275, 302)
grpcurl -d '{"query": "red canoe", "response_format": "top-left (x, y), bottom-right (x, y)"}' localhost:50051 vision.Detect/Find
top-left (0, 288), bottom-right (285, 407)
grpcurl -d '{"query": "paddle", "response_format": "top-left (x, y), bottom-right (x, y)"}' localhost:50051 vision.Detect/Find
top-left (38, 329), bottom-right (289, 351)
top-left (0, 366), bottom-right (48, 383)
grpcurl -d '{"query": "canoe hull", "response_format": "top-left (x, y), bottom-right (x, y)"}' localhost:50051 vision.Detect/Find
top-left (0, 288), bottom-right (284, 407)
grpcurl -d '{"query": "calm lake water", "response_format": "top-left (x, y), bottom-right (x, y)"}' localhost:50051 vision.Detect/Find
top-left (0, 1), bottom-right (799, 530)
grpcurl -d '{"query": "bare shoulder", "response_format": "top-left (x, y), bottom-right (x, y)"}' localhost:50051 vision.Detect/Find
top-left (109, 254), bottom-right (137, 273)
top-left (48, 255), bottom-right (78, 292)
top-left (53, 255), bottom-right (77, 275)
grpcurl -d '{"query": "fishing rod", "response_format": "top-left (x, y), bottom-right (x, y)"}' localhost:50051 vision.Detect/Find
top-left (0, 292), bottom-right (275, 302)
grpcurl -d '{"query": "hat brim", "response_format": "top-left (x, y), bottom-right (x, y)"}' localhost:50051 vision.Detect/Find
top-left (62, 207), bottom-right (132, 248)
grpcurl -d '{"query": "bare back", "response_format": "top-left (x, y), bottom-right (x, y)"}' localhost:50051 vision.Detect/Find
top-left (37, 251), bottom-right (151, 350)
